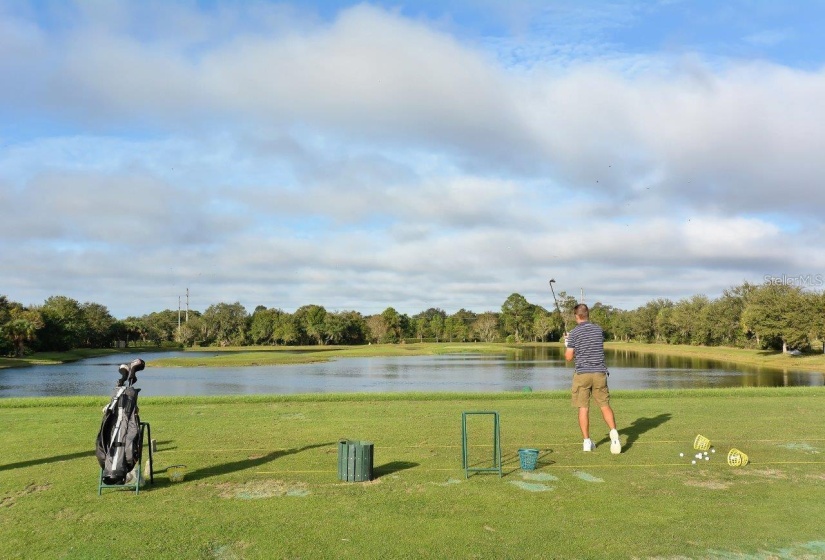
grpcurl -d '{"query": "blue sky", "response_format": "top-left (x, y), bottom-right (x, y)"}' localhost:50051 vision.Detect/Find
top-left (1, 1), bottom-right (824, 318)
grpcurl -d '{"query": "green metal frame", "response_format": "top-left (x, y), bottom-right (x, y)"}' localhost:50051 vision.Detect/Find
top-left (98, 422), bottom-right (154, 495)
top-left (461, 411), bottom-right (502, 478)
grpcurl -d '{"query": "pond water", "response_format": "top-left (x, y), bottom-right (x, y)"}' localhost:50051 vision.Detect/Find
top-left (1, 347), bottom-right (822, 398)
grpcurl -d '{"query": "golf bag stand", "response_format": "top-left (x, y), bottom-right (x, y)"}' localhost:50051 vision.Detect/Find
top-left (96, 358), bottom-right (154, 495)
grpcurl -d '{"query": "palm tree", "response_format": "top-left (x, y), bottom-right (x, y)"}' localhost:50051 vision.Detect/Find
top-left (6, 319), bottom-right (37, 357)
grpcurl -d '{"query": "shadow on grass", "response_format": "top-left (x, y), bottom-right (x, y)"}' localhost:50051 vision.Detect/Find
top-left (373, 461), bottom-right (419, 478)
top-left (176, 441), bottom-right (335, 483)
top-left (596, 413), bottom-right (672, 451)
top-left (0, 449), bottom-right (96, 472)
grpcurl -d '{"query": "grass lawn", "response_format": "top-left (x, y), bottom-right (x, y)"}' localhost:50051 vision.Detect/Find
top-left (2, 389), bottom-right (825, 559)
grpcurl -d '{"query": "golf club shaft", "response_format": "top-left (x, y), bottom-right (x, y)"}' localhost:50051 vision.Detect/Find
top-left (549, 280), bottom-right (568, 333)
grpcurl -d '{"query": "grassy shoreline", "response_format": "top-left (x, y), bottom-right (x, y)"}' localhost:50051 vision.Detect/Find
top-left (3, 341), bottom-right (824, 374)
top-left (605, 341), bottom-right (825, 373)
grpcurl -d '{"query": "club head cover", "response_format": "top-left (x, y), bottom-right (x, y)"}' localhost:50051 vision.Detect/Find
top-left (127, 358), bottom-right (145, 385)
top-left (117, 364), bottom-right (129, 386)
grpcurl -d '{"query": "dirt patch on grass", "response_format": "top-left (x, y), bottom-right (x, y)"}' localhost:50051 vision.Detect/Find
top-left (278, 412), bottom-right (306, 420)
top-left (733, 468), bottom-right (788, 480)
top-left (682, 479), bottom-right (731, 490)
top-left (522, 472), bottom-right (559, 482)
top-left (777, 442), bottom-right (820, 454)
top-left (212, 479), bottom-right (309, 499)
top-left (572, 471), bottom-right (604, 483)
top-left (0, 482), bottom-right (52, 508)
top-left (202, 540), bottom-right (250, 560)
top-left (509, 480), bottom-right (553, 492)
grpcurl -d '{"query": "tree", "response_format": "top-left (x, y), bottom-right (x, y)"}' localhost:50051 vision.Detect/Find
top-left (36, 296), bottom-right (87, 351)
top-left (556, 292), bottom-right (578, 333)
top-left (631, 299), bottom-right (672, 342)
top-left (201, 302), bottom-right (248, 346)
top-left (249, 307), bottom-right (276, 345)
top-left (81, 302), bottom-right (116, 347)
top-left (324, 311), bottom-right (367, 344)
top-left (501, 293), bottom-right (534, 342)
top-left (177, 315), bottom-right (204, 346)
top-left (611, 309), bottom-right (633, 342)
top-left (294, 305), bottom-right (328, 345)
top-left (272, 310), bottom-right (298, 345)
top-left (5, 310), bottom-right (43, 357)
top-left (813, 292), bottom-right (825, 353)
top-left (589, 303), bottom-right (617, 341)
top-left (703, 283), bottom-right (757, 347)
top-left (412, 308), bottom-right (447, 341)
top-left (667, 295), bottom-right (710, 345)
top-left (741, 283), bottom-right (813, 352)
top-left (472, 312), bottom-right (500, 342)
top-left (365, 314), bottom-right (388, 343)
top-left (380, 307), bottom-right (402, 343)
top-left (141, 310), bottom-right (181, 345)
top-left (532, 310), bottom-right (555, 342)
top-left (448, 309), bottom-right (476, 342)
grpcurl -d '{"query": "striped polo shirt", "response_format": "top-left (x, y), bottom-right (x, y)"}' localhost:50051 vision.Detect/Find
top-left (567, 321), bottom-right (609, 374)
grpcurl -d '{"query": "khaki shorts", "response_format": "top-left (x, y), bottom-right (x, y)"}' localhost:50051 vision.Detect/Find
top-left (571, 372), bottom-right (610, 409)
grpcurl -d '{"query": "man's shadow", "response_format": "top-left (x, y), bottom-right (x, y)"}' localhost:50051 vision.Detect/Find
top-left (179, 441), bottom-right (335, 482)
top-left (597, 414), bottom-right (672, 451)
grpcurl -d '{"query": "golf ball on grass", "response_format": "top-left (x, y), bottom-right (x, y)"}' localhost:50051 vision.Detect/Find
top-left (679, 453), bottom-right (684, 457)
top-left (705, 457), bottom-right (709, 461)
top-left (691, 460), bottom-right (696, 465)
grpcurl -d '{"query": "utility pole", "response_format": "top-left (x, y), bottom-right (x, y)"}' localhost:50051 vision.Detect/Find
top-left (185, 287), bottom-right (189, 322)
top-left (178, 296), bottom-right (182, 329)
top-left (580, 288), bottom-right (585, 304)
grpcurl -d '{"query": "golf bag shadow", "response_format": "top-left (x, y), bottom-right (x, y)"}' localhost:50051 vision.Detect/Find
top-left (96, 358), bottom-right (145, 485)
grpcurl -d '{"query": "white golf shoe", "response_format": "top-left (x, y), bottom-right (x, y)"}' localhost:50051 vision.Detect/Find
top-left (610, 429), bottom-right (622, 454)
top-left (583, 438), bottom-right (595, 452)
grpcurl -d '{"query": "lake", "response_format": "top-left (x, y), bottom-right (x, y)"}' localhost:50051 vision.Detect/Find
top-left (1, 347), bottom-right (822, 398)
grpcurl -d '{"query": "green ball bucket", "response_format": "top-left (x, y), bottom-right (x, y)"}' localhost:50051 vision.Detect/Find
top-left (518, 448), bottom-right (539, 471)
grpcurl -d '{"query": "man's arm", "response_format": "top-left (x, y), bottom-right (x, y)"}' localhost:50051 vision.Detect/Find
top-left (564, 332), bottom-right (574, 361)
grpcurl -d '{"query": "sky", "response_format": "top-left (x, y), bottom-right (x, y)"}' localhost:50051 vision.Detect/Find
top-left (2, 0), bottom-right (825, 319)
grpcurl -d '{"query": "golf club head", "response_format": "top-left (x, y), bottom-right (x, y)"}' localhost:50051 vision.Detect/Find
top-left (117, 364), bottom-right (129, 387)
top-left (127, 358), bottom-right (145, 385)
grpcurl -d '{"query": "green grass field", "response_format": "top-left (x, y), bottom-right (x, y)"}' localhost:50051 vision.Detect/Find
top-left (2, 388), bottom-right (825, 559)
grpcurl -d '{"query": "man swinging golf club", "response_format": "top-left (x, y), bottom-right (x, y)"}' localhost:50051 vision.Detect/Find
top-left (564, 303), bottom-right (622, 454)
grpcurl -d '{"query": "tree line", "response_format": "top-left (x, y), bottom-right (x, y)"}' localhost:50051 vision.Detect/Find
top-left (1, 281), bottom-right (823, 357)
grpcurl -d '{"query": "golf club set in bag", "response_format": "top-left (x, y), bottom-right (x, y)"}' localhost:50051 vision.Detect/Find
top-left (95, 358), bottom-right (146, 486)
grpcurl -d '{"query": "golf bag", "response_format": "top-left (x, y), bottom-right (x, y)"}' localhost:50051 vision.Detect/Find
top-left (96, 358), bottom-right (145, 485)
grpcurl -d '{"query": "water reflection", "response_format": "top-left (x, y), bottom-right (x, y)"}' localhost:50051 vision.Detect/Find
top-left (0, 347), bottom-right (822, 398)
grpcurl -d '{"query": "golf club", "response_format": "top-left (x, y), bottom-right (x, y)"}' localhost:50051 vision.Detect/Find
top-left (548, 279), bottom-right (569, 336)
top-left (548, 279), bottom-right (561, 313)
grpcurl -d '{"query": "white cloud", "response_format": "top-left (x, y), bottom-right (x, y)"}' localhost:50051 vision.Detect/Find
top-left (0, 2), bottom-right (823, 317)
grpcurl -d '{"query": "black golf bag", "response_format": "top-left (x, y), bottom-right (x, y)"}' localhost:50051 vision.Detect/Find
top-left (96, 358), bottom-right (145, 485)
